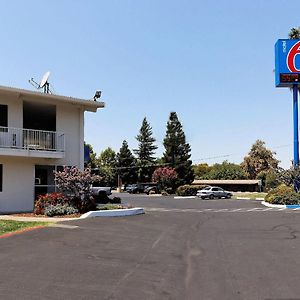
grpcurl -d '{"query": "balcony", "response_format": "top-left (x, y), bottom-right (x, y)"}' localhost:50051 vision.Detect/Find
top-left (0, 126), bottom-right (65, 158)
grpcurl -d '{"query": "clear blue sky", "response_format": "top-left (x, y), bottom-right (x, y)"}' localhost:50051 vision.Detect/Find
top-left (0, 0), bottom-right (299, 168)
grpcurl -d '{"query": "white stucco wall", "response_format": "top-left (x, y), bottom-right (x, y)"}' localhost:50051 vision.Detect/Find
top-left (56, 103), bottom-right (84, 168)
top-left (0, 158), bottom-right (35, 213)
top-left (0, 94), bottom-right (23, 128)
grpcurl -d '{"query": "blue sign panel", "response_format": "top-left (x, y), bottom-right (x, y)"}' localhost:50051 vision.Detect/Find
top-left (275, 39), bottom-right (300, 87)
top-left (84, 145), bottom-right (90, 163)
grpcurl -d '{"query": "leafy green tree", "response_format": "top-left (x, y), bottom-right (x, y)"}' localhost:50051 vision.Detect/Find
top-left (84, 142), bottom-right (97, 168)
top-left (193, 163), bottom-right (212, 179)
top-left (241, 140), bottom-right (279, 179)
top-left (163, 112), bottom-right (194, 185)
top-left (289, 27), bottom-right (300, 39)
top-left (134, 117), bottom-right (158, 182)
top-left (204, 161), bottom-right (247, 180)
top-left (97, 147), bottom-right (118, 186)
top-left (155, 157), bottom-right (165, 167)
top-left (117, 140), bottom-right (137, 184)
top-left (257, 170), bottom-right (280, 191)
top-left (277, 167), bottom-right (300, 187)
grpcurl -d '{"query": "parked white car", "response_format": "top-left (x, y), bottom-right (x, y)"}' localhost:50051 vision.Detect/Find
top-left (197, 186), bottom-right (232, 199)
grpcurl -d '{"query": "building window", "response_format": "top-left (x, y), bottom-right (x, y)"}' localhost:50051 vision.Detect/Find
top-left (0, 105), bottom-right (8, 128)
top-left (0, 164), bottom-right (2, 192)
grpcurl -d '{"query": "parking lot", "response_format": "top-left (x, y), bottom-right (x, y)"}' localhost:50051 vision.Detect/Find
top-left (1, 194), bottom-right (300, 299)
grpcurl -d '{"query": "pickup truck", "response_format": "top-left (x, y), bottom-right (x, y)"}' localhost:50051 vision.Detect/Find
top-left (91, 185), bottom-right (112, 197)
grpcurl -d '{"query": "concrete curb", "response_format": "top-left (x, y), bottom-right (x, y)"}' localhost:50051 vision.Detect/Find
top-left (174, 196), bottom-right (196, 199)
top-left (261, 201), bottom-right (286, 208)
top-left (261, 201), bottom-right (300, 209)
top-left (80, 207), bottom-right (145, 218)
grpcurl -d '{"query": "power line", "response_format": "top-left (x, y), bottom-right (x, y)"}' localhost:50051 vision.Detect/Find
top-left (192, 154), bottom-right (232, 162)
top-left (191, 144), bottom-right (292, 163)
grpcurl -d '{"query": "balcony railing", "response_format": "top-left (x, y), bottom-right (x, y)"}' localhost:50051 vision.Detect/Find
top-left (0, 126), bottom-right (65, 152)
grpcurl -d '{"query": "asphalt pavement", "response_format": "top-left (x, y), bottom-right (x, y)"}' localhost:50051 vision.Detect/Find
top-left (1, 194), bottom-right (300, 299)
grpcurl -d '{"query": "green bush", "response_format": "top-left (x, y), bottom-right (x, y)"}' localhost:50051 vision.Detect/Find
top-left (44, 204), bottom-right (79, 217)
top-left (265, 184), bottom-right (300, 205)
top-left (34, 192), bottom-right (94, 215)
top-left (161, 190), bottom-right (169, 196)
top-left (95, 191), bottom-right (110, 204)
top-left (176, 185), bottom-right (206, 196)
top-left (96, 193), bottom-right (121, 204)
top-left (165, 187), bottom-right (174, 194)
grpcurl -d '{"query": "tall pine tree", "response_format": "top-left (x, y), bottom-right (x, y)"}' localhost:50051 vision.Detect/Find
top-left (117, 140), bottom-right (137, 184)
top-left (134, 117), bottom-right (157, 182)
top-left (163, 112), bottom-right (194, 185)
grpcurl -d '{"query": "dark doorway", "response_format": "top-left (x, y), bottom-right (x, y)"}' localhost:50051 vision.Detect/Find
top-left (34, 165), bottom-right (55, 200)
top-left (0, 104), bottom-right (8, 127)
top-left (23, 101), bottom-right (56, 131)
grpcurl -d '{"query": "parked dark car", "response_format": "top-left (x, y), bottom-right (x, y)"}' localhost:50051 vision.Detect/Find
top-left (144, 186), bottom-right (160, 195)
top-left (127, 184), bottom-right (145, 194)
top-left (196, 186), bottom-right (232, 199)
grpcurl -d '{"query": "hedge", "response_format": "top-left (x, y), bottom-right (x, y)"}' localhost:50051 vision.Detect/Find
top-left (176, 185), bottom-right (207, 196)
top-left (265, 184), bottom-right (300, 205)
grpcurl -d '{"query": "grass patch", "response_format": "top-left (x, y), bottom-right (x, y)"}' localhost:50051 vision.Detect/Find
top-left (0, 220), bottom-right (49, 236)
top-left (97, 203), bottom-right (126, 210)
top-left (233, 192), bottom-right (267, 199)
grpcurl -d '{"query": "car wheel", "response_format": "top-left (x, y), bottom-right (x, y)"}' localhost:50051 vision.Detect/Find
top-left (201, 196), bottom-right (205, 199)
top-left (226, 194), bottom-right (231, 199)
top-left (209, 194), bottom-right (214, 199)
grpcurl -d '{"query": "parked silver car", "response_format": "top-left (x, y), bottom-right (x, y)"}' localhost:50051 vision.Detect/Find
top-left (197, 186), bottom-right (232, 199)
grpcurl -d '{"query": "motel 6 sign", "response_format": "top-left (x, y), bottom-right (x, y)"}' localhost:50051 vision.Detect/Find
top-left (275, 39), bottom-right (300, 168)
top-left (275, 39), bottom-right (300, 87)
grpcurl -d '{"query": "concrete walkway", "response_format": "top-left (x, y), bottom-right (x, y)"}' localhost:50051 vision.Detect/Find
top-left (0, 215), bottom-right (78, 222)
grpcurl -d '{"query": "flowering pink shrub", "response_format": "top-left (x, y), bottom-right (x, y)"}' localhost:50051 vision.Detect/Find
top-left (34, 192), bottom-right (68, 215)
top-left (54, 167), bottom-right (100, 213)
top-left (152, 167), bottom-right (178, 190)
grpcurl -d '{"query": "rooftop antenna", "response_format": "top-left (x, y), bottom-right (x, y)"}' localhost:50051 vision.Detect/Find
top-left (28, 71), bottom-right (52, 94)
top-left (93, 90), bottom-right (102, 101)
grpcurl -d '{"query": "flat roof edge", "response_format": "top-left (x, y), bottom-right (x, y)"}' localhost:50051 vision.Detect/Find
top-left (0, 85), bottom-right (105, 110)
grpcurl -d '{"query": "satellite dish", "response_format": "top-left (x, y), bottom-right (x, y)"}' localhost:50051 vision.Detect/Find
top-left (28, 71), bottom-right (54, 94)
top-left (40, 71), bottom-right (50, 88)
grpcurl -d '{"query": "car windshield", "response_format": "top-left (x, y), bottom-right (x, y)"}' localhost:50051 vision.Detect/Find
top-left (203, 187), bottom-right (211, 190)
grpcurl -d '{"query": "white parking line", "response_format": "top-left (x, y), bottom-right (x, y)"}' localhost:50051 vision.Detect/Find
top-left (145, 207), bottom-right (299, 213)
